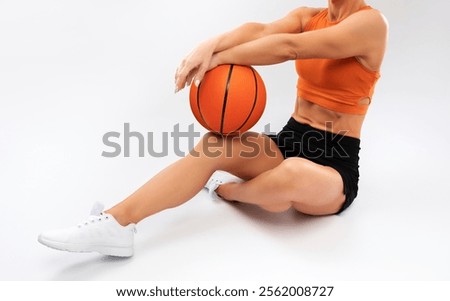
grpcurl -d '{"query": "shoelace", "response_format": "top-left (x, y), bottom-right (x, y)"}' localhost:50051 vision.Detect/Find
top-left (77, 202), bottom-right (138, 233)
top-left (77, 213), bottom-right (109, 228)
top-left (76, 202), bottom-right (106, 228)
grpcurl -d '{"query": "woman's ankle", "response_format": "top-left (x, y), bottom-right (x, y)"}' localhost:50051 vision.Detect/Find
top-left (105, 207), bottom-right (135, 227)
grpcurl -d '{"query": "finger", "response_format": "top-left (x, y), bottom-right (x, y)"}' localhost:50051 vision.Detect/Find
top-left (193, 65), bottom-right (209, 87)
top-left (185, 68), bottom-right (198, 88)
top-left (175, 65), bottom-right (189, 93)
top-left (174, 58), bottom-right (188, 87)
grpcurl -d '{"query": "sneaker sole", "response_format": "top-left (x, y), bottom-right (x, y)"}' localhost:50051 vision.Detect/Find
top-left (38, 236), bottom-right (133, 257)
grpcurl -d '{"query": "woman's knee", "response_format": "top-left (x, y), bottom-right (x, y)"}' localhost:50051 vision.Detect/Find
top-left (275, 157), bottom-right (313, 180)
top-left (189, 132), bottom-right (283, 178)
top-left (188, 133), bottom-right (250, 173)
top-left (190, 132), bottom-right (271, 160)
top-left (190, 133), bottom-right (226, 159)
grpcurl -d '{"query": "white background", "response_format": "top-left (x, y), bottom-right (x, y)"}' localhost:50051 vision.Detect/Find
top-left (0, 0), bottom-right (449, 280)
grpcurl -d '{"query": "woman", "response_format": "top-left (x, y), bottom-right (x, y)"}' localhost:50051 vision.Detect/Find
top-left (38, 0), bottom-right (388, 257)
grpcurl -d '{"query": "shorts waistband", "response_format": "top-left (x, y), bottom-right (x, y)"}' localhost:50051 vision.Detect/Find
top-left (285, 117), bottom-right (361, 149)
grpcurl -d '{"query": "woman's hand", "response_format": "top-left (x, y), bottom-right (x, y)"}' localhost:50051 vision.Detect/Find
top-left (175, 39), bottom-right (219, 93)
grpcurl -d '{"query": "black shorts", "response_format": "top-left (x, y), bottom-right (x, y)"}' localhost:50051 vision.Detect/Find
top-left (267, 117), bottom-right (360, 214)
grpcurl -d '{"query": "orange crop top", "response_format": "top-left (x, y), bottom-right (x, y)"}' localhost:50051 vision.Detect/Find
top-left (296, 6), bottom-right (380, 115)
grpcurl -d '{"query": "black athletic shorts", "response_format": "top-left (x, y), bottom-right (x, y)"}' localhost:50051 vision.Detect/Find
top-left (267, 117), bottom-right (360, 214)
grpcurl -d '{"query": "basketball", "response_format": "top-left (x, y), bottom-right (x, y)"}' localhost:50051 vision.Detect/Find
top-left (189, 64), bottom-right (266, 135)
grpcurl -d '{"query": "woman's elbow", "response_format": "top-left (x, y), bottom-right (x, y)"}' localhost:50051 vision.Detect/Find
top-left (283, 38), bottom-right (300, 61)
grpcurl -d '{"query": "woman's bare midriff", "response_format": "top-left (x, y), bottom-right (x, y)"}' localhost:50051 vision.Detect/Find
top-left (292, 97), bottom-right (366, 139)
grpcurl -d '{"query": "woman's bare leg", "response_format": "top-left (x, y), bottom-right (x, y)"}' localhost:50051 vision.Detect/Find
top-left (106, 132), bottom-right (284, 226)
top-left (216, 157), bottom-right (346, 215)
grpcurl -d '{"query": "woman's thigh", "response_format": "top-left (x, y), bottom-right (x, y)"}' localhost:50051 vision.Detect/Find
top-left (255, 158), bottom-right (346, 215)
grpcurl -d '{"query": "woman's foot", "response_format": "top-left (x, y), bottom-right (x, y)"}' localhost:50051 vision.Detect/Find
top-left (204, 170), bottom-right (244, 201)
top-left (38, 203), bottom-right (136, 257)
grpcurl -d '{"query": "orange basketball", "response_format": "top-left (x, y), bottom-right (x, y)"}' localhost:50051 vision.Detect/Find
top-left (189, 64), bottom-right (266, 135)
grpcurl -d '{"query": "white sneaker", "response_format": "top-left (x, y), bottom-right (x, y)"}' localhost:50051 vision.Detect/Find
top-left (204, 170), bottom-right (244, 201)
top-left (38, 202), bottom-right (136, 257)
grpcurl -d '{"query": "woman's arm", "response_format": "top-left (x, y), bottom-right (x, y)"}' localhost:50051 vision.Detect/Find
top-left (211, 9), bottom-right (388, 70)
top-left (175, 7), bottom-right (319, 92)
top-left (213, 7), bottom-right (312, 53)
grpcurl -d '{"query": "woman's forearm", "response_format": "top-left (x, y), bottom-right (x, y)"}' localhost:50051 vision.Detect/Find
top-left (211, 22), bottom-right (268, 53)
top-left (214, 33), bottom-right (297, 66)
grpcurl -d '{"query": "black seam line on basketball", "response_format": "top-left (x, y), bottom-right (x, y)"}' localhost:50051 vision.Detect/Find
top-left (234, 67), bottom-right (259, 133)
top-left (196, 81), bottom-right (212, 132)
top-left (220, 64), bottom-right (234, 134)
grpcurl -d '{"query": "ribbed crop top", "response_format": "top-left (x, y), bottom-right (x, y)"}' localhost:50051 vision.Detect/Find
top-left (296, 6), bottom-right (380, 115)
